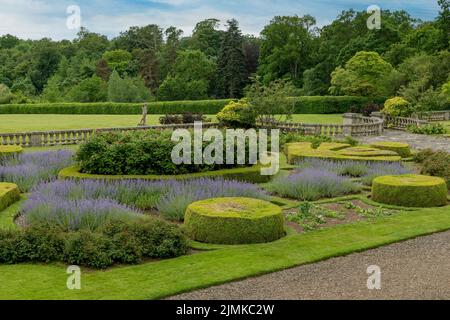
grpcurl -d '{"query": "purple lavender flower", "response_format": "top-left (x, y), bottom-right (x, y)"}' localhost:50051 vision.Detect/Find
top-left (266, 168), bottom-right (361, 201)
top-left (0, 150), bottom-right (74, 192)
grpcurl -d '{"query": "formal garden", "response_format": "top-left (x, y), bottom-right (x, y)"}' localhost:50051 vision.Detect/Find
top-left (0, 92), bottom-right (449, 298)
top-left (0, 1), bottom-right (449, 300)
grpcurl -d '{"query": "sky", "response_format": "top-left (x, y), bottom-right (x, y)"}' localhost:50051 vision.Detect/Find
top-left (0, 0), bottom-right (441, 40)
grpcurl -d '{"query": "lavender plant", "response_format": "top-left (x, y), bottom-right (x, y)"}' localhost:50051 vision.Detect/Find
top-left (22, 178), bottom-right (268, 227)
top-left (295, 158), bottom-right (412, 184)
top-left (0, 150), bottom-right (74, 192)
top-left (266, 168), bottom-right (361, 201)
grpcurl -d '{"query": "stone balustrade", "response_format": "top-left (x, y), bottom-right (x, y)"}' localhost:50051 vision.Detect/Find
top-left (259, 113), bottom-right (384, 137)
top-left (0, 123), bottom-right (218, 147)
top-left (414, 110), bottom-right (450, 122)
top-left (371, 112), bottom-right (429, 129)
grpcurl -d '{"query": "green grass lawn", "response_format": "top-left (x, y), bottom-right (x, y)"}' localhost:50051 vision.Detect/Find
top-left (0, 114), bottom-right (343, 133)
top-left (0, 194), bottom-right (449, 299)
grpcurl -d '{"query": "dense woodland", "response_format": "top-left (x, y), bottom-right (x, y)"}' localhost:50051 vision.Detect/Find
top-left (0, 0), bottom-right (448, 111)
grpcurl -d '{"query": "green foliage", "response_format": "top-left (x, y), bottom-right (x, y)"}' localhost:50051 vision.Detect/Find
top-left (75, 130), bottom-right (252, 176)
top-left (59, 164), bottom-right (272, 184)
top-left (184, 197), bottom-right (285, 244)
top-left (189, 19), bottom-right (223, 58)
top-left (330, 51), bottom-right (394, 97)
top-left (259, 15), bottom-right (316, 86)
top-left (0, 217), bottom-right (188, 269)
top-left (216, 19), bottom-right (248, 98)
top-left (382, 96), bottom-right (414, 117)
top-left (102, 50), bottom-right (132, 75)
top-left (0, 183), bottom-right (20, 212)
top-left (372, 174), bottom-right (448, 207)
top-left (0, 100), bottom-right (232, 115)
top-left (370, 142), bottom-right (411, 158)
top-left (158, 76), bottom-right (208, 101)
top-left (0, 145), bottom-right (23, 159)
top-left (107, 70), bottom-right (152, 103)
top-left (246, 78), bottom-right (296, 123)
top-left (0, 84), bottom-right (14, 104)
top-left (66, 76), bottom-right (108, 102)
top-left (158, 50), bottom-right (215, 101)
top-left (217, 98), bottom-right (256, 128)
top-left (420, 150), bottom-right (450, 189)
top-left (407, 123), bottom-right (447, 135)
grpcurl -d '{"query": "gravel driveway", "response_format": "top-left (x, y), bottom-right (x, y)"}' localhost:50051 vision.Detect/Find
top-left (169, 231), bottom-right (450, 300)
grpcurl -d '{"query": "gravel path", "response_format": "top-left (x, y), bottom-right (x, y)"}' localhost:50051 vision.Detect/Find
top-left (358, 130), bottom-right (450, 152)
top-left (169, 231), bottom-right (450, 300)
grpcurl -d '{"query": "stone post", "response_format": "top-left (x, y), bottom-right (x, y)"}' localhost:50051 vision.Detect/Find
top-left (29, 133), bottom-right (42, 147)
top-left (342, 113), bottom-right (360, 136)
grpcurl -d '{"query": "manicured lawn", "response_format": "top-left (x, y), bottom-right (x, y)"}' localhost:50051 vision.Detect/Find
top-left (0, 195), bottom-right (449, 299)
top-left (0, 114), bottom-right (343, 133)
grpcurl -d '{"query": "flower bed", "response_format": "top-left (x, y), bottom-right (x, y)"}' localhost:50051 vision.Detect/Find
top-left (0, 150), bottom-right (74, 192)
top-left (23, 179), bottom-right (268, 223)
top-left (265, 168), bottom-right (361, 201)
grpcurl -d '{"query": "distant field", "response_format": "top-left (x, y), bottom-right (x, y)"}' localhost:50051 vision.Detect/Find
top-left (0, 114), bottom-right (343, 133)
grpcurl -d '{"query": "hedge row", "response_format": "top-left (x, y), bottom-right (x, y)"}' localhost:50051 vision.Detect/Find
top-left (59, 165), bottom-right (274, 184)
top-left (0, 100), bottom-right (232, 115)
top-left (0, 183), bottom-right (20, 212)
top-left (0, 96), bottom-right (383, 115)
top-left (285, 142), bottom-right (402, 164)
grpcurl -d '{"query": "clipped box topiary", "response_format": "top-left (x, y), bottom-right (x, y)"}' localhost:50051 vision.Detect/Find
top-left (0, 145), bottom-right (23, 159)
top-left (370, 142), bottom-right (411, 158)
top-left (0, 182), bottom-right (21, 212)
top-left (184, 197), bottom-right (285, 245)
top-left (372, 174), bottom-right (448, 207)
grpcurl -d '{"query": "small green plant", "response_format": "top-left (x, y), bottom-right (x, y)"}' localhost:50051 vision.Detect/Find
top-left (287, 202), bottom-right (344, 232)
top-left (382, 97), bottom-right (414, 117)
top-left (407, 123), bottom-right (447, 135)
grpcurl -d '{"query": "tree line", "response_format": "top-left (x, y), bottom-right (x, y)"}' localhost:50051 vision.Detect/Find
top-left (0, 0), bottom-right (448, 110)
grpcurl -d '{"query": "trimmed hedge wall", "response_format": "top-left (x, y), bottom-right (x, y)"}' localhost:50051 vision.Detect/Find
top-left (372, 174), bottom-right (448, 207)
top-left (59, 165), bottom-right (274, 184)
top-left (0, 96), bottom-right (381, 115)
top-left (0, 183), bottom-right (21, 212)
top-left (184, 197), bottom-right (285, 244)
top-left (0, 100), bottom-right (232, 115)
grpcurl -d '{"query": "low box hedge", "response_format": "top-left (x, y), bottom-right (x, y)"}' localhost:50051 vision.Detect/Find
top-left (0, 183), bottom-right (21, 212)
top-left (286, 142), bottom-right (402, 164)
top-left (0, 146), bottom-right (23, 159)
top-left (58, 165), bottom-right (274, 184)
top-left (370, 142), bottom-right (411, 158)
top-left (184, 197), bottom-right (285, 244)
top-left (0, 96), bottom-right (381, 115)
top-left (372, 174), bottom-right (448, 207)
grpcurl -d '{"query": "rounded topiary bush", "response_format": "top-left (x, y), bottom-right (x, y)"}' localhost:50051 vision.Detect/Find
top-left (372, 174), bottom-right (448, 207)
top-left (382, 97), bottom-right (414, 117)
top-left (216, 98), bottom-right (256, 129)
top-left (184, 197), bottom-right (284, 245)
top-left (370, 142), bottom-right (411, 158)
top-left (0, 145), bottom-right (23, 159)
